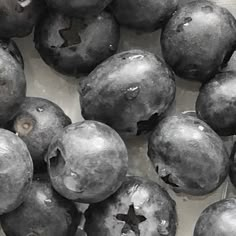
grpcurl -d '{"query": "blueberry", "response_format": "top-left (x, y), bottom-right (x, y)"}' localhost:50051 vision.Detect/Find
top-left (84, 176), bottom-right (177, 236)
top-left (34, 11), bottom-right (120, 76)
top-left (45, 0), bottom-right (112, 18)
top-left (46, 120), bottom-right (128, 203)
top-left (148, 114), bottom-right (229, 196)
top-left (0, 129), bottom-right (33, 215)
top-left (7, 97), bottom-right (71, 171)
top-left (161, 0), bottom-right (236, 82)
top-left (110, 0), bottom-right (178, 31)
top-left (194, 198), bottom-right (236, 236)
top-left (1, 174), bottom-right (81, 236)
top-left (196, 71), bottom-right (236, 136)
top-left (80, 49), bottom-right (176, 135)
top-left (229, 142), bottom-right (236, 187)
top-left (0, 0), bottom-right (45, 38)
top-left (0, 47), bottom-right (26, 127)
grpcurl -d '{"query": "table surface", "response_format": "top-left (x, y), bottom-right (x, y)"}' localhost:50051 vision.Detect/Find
top-left (1, 0), bottom-right (236, 236)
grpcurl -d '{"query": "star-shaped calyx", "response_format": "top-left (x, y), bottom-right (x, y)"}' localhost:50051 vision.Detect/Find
top-left (116, 204), bottom-right (146, 236)
top-left (59, 19), bottom-right (88, 48)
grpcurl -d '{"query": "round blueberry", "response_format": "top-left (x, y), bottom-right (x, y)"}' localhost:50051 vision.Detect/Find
top-left (46, 120), bottom-right (128, 203)
top-left (85, 176), bottom-right (177, 236)
top-left (0, 0), bottom-right (45, 38)
top-left (0, 47), bottom-right (26, 127)
top-left (148, 114), bottom-right (229, 196)
top-left (8, 97), bottom-right (71, 170)
top-left (0, 129), bottom-right (33, 215)
top-left (194, 198), bottom-right (236, 236)
top-left (34, 11), bottom-right (120, 76)
top-left (161, 0), bottom-right (236, 82)
top-left (1, 174), bottom-right (81, 236)
top-left (80, 49), bottom-right (176, 135)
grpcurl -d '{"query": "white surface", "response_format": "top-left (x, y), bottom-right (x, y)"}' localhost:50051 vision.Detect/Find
top-left (1, 0), bottom-right (236, 236)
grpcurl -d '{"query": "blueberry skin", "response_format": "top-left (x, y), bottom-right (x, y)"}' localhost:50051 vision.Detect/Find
top-left (161, 0), bottom-right (236, 82)
top-left (45, 0), bottom-right (112, 18)
top-left (230, 161), bottom-right (236, 188)
top-left (229, 143), bottom-right (236, 187)
top-left (7, 97), bottom-right (71, 169)
top-left (0, 39), bottom-right (24, 68)
top-left (84, 176), bottom-right (177, 236)
top-left (0, 0), bottom-right (45, 38)
top-left (110, 0), bottom-right (178, 31)
top-left (148, 114), bottom-right (229, 196)
top-left (196, 71), bottom-right (236, 136)
top-left (34, 11), bottom-right (120, 76)
top-left (80, 49), bottom-right (176, 135)
top-left (0, 129), bottom-right (33, 215)
top-left (46, 120), bottom-right (128, 203)
top-left (194, 198), bottom-right (236, 236)
top-left (1, 175), bottom-right (81, 236)
top-left (0, 47), bottom-right (26, 127)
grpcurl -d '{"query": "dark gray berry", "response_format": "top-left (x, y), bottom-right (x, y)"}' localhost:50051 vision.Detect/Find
top-left (46, 120), bottom-right (128, 203)
top-left (1, 175), bottom-right (81, 236)
top-left (80, 49), bottom-right (176, 135)
top-left (85, 176), bottom-right (177, 236)
top-left (194, 198), bottom-right (236, 236)
top-left (7, 97), bottom-right (71, 170)
top-left (148, 114), bottom-right (229, 196)
top-left (196, 71), bottom-right (236, 136)
top-left (0, 129), bottom-right (33, 215)
top-left (34, 11), bottom-right (120, 76)
top-left (0, 0), bottom-right (45, 38)
top-left (161, 0), bottom-right (236, 82)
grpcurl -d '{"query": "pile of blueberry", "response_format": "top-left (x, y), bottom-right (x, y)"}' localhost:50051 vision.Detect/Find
top-left (1, 0), bottom-right (236, 235)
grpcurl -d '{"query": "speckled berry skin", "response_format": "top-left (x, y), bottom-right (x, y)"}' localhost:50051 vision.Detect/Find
top-left (161, 0), bottom-right (236, 82)
top-left (196, 71), bottom-right (236, 136)
top-left (0, 47), bottom-right (26, 127)
top-left (148, 114), bottom-right (229, 196)
top-left (45, 0), bottom-right (112, 18)
top-left (1, 175), bottom-right (81, 236)
top-left (0, 0), bottom-right (45, 38)
top-left (110, 0), bottom-right (178, 31)
top-left (46, 120), bottom-right (128, 203)
top-left (194, 198), bottom-right (236, 236)
top-left (84, 176), bottom-right (177, 236)
top-left (0, 129), bottom-right (33, 215)
top-left (34, 11), bottom-right (120, 76)
top-left (8, 97), bottom-right (71, 169)
top-left (80, 49), bottom-right (176, 136)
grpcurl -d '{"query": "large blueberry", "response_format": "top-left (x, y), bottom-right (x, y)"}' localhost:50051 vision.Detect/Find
top-left (0, 47), bottom-right (26, 127)
top-left (34, 11), bottom-right (120, 76)
top-left (194, 198), bottom-right (236, 236)
top-left (196, 71), bottom-right (236, 136)
top-left (84, 176), bottom-right (177, 236)
top-left (0, 129), bottom-right (33, 215)
top-left (1, 174), bottom-right (81, 236)
top-left (45, 0), bottom-right (112, 18)
top-left (161, 0), bottom-right (236, 82)
top-left (80, 49), bottom-right (176, 135)
top-left (148, 114), bottom-right (229, 196)
top-left (46, 120), bottom-right (128, 203)
top-left (7, 97), bottom-right (71, 170)
top-left (110, 0), bottom-right (178, 31)
top-left (0, 0), bottom-right (45, 38)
